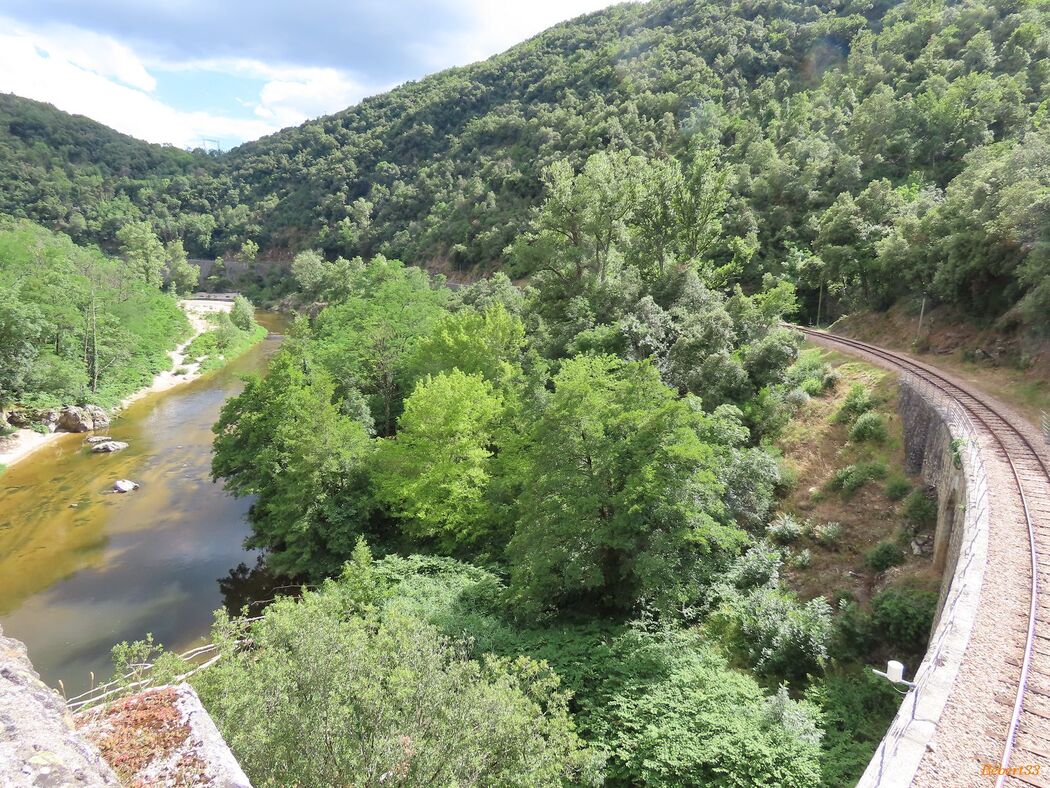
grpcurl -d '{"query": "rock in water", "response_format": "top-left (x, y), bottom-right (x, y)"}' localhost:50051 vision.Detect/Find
top-left (92, 441), bottom-right (129, 453)
top-left (86, 436), bottom-right (113, 444)
top-left (113, 479), bottom-right (139, 493)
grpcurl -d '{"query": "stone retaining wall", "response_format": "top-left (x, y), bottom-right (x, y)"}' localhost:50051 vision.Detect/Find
top-left (858, 377), bottom-right (990, 786)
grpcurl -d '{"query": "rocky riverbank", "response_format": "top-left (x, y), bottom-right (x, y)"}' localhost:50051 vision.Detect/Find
top-left (0, 300), bottom-right (233, 472)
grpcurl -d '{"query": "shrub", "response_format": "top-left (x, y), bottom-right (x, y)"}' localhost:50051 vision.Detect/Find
top-left (808, 669), bottom-right (902, 787)
top-left (597, 630), bottom-right (824, 787)
top-left (716, 585), bottom-right (834, 679)
top-left (832, 599), bottom-right (875, 661)
top-left (850, 411), bottom-right (887, 443)
top-left (788, 548), bottom-right (812, 569)
top-left (30, 423), bottom-right (48, 434)
top-left (230, 295), bottom-right (256, 331)
top-left (866, 541), bottom-right (905, 572)
top-left (835, 384), bottom-right (876, 424)
top-left (814, 521), bottom-right (842, 547)
top-left (904, 489), bottom-right (937, 526)
top-left (870, 586), bottom-right (938, 657)
top-left (214, 312), bottom-right (241, 351)
top-left (821, 367), bottom-right (841, 391)
top-left (728, 541), bottom-right (783, 589)
top-left (884, 476), bottom-right (911, 501)
top-left (829, 462), bottom-right (887, 495)
top-left (194, 589), bottom-right (597, 786)
top-left (767, 513), bottom-right (805, 544)
top-left (801, 377), bottom-right (824, 396)
top-left (785, 387), bottom-right (810, 410)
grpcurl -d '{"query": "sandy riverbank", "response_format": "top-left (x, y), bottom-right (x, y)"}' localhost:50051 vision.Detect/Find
top-left (0, 299), bottom-right (233, 472)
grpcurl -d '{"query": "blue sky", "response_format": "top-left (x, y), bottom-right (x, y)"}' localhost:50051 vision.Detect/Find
top-left (0, 0), bottom-right (623, 148)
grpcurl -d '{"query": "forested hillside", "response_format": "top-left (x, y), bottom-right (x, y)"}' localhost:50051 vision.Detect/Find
top-left (0, 219), bottom-right (190, 410)
top-left (2, 0), bottom-right (1048, 326)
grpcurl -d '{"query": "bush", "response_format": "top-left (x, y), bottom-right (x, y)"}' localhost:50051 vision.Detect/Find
top-left (785, 387), bottom-right (810, 410)
top-left (194, 580), bottom-right (597, 786)
top-left (800, 377), bottom-right (824, 396)
top-left (596, 630), bottom-right (824, 787)
top-left (808, 669), bottom-right (902, 787)
top-left (821, 367), bottom-right (841, 391)
top-left (870, 586), bottom-right (938, 657)
top-left (230, 295), bottom-right (256, 331)
top-left (884, 476), bottom-right (911, 501)
top-left (866, 541), bottom-right (905, 572)
top-left (767, 512), bottom-right (805, 544)
top-left (904, 489), bottom-right (937, 526)
top-left (814, 521), bottom-right (842, 547)
top-left (835, 384), bottom-right (876, 424)
top-left (728, 541), bottom-right (783, 589)
top-left (716, 585), bottom-right (834, 680)
top-left (788, 548), bottom-right (812, 569)
top-left (829, 462), bottom-right (887, 495)
top-left (850, 411), bottom-right (887, 443)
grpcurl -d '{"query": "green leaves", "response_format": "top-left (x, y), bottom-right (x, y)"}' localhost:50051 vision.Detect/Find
top-left (507, 355), bottom-right (747, 615)
top-left (193, 574), bottom-right (597, 787)
top-left (375, 370), bottom-right (504, 549)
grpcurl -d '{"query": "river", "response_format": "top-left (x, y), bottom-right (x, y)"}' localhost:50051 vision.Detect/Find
top-left (0, 311), bottom-right (288, 695)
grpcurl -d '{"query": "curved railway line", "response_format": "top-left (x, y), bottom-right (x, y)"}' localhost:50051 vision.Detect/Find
top-left (795, 327), bottom-right (1050, 786)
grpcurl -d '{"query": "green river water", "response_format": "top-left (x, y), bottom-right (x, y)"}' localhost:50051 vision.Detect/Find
top-left (0, 312), bottom-right (287, 695)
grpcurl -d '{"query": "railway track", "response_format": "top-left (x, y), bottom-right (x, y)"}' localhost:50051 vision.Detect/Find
top-left (795, 327), bottom-right (1050, 786)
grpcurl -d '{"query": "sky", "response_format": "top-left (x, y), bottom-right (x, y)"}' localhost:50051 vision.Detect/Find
top-left (0, 0), bottom-right (623, 149)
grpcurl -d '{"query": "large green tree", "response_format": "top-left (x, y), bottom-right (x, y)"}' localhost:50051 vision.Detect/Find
top-left (507, 355), bottom-right (749, 615)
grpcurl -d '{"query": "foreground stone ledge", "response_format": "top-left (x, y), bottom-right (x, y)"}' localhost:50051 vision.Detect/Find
top-left (0, 624), bottom-right (119, 787)
top-left (76, 684), bottom-right (251, 788)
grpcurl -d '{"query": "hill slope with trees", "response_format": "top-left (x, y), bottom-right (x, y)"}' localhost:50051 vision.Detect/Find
top-left (2, 0), bottom-right (1047, 326)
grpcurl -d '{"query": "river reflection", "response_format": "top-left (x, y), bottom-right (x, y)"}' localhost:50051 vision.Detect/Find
top-left (0, 312), bottom-right (288, 694)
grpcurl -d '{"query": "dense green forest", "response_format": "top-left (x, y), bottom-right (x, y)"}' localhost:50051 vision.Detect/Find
top-left (2, 0), bottom-right (1038, 782)
top-left (0, 219), bottom-right (191, 410)
top-left (187, 155), bottom-right (930, 786)
top-left (2, 0), bottom-right (1048, 326)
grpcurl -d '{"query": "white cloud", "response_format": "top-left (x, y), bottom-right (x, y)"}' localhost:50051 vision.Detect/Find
top-left (0, 22), bottom-right (275, 146)
top-left (0, 19), bottom-right (379, 146)
top-left (0, 2), bottom-right (627, 146)
top-left (416, 0), bottom-right (624, 69)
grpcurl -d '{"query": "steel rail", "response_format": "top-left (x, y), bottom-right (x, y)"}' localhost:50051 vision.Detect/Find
top-left (794, 326), bottom-right (1049, 784)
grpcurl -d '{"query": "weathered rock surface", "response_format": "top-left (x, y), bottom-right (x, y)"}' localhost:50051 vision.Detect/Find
top-left (0, 624), bottom-right (119, 787)
top-left (38, 409), bottom-right (60, 432)
top-left (113, 479), bottom-right (139, 493)
top-left (5, 409), bottom-right (31, 428)
top-left (58, 406), bottom-right (110, 433)
top-left (76, 684), bottom-right (252, 788)
top-left (91, 441), bottom-right (128, 453)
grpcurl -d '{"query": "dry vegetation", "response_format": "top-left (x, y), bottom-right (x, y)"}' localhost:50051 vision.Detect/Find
top-left (777, 348), bottom-right (941, 606)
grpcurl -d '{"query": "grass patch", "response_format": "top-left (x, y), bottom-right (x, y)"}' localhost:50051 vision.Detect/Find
top-left (184, 314), bottom-right (267, 373)
top-left (884, 476), bottom-right (911, 501)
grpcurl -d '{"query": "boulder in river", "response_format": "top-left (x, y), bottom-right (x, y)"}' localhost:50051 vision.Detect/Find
top-left (92, 441), bottom-right (128, 453)
top-left (86, 435), bottom-right (113, 444)
top-left (58, 405), bottom-right (110, 433)
top-left (113, 479), bottom-right (139, 493)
